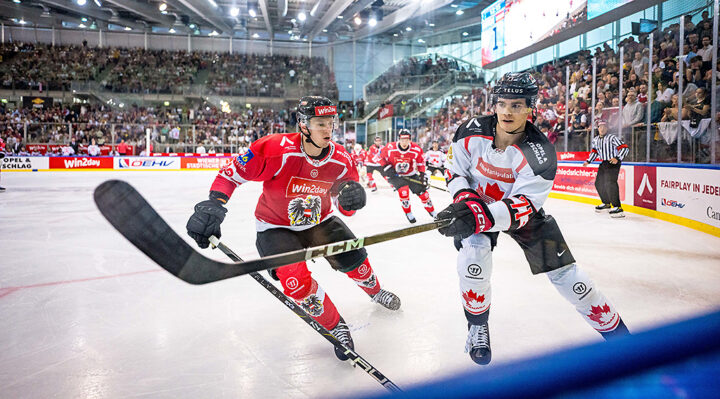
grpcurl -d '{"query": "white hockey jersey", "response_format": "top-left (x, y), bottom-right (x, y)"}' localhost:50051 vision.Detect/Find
top-left (446, 115), bottom-right (557, 232)
top-left (424, 150), bottom-right (446, 168)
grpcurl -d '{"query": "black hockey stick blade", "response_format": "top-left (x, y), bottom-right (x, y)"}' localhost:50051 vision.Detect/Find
top-left (209, 237), bottom-right (402, 393)
top-left (94, 180), bottom-right (451, 285)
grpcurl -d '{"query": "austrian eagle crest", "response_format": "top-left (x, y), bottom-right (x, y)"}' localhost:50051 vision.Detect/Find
top-left (288, 195), bottom-right (322, 226)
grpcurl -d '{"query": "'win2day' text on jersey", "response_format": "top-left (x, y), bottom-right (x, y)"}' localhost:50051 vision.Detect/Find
top-left (209, 132), bottom-right (359, 231)
top-left (446, 115), bottom-right (557, 232)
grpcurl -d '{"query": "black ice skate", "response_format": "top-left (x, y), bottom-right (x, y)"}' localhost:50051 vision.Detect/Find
top-left (0, 186), bottom-right (5, 192)
top-left (609, 207), bottom-right (625, 218)
top-left (595, 204), bottom-right (611, 212)
top-left (330, 317), bottom-right (355, 361)
top-left (466, 322), bottom-right (491, 365)
top-left (405, 212), bottom-right (416, 223)
top-left (372, 289), bottom-right (401, 310)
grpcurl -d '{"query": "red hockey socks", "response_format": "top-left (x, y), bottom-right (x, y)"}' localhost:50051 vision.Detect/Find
top-left (398, 186), bottom-right (412, 213)
top-left (277, 262), bottom-right (340, 330)
top-left (345, 258), bottom-right (381, 297)
top-left (366, 173), bottom-right (376, 189)
top-left (418, 191), bottom-right (435, 213)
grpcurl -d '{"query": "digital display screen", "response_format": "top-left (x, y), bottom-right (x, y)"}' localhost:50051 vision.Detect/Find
top-left (480, 0), bottom-right (587, 66)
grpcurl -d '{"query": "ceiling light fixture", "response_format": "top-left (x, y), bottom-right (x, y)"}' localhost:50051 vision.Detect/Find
top-left (76, 0), bottom-right (87, 5)
top-left (124, 26), bottom-right (131, 31)
top-left (298, 12), bottom-right (306, 22)
top-left (79, 23), bottom-right (86, 28)
top-left (252, 33), bottom-right (259, 38)
top-left (159, 3), bottom-right (167, 11)
top-left (169, 28), bottom-right (176, 33)
top-left (206, 0), bottom-right (218, 8)
top-left (405, 26), bottom-right (412, 31)
top-left (456, 10), bottom-right (464, 15)
top-left (93, 0), bottom-right (102, 6)
top-left (368, 17), bottom-right (377, 27)
top-left (230, 7), bottom-right (240, 17)
top-left (462, 31), bottom-right (468, 36)
top-left (354, 15), bottom-right (362, 25)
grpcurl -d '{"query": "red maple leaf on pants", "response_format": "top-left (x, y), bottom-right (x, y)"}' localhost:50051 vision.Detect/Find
top-left (587, 304), bottom-right (611, 323)
top-left (462, 290), bottom-right (485, 306)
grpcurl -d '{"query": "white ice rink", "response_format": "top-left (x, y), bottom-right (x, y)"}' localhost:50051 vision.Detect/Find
top-left (1, 171), bottom-right (719, 398)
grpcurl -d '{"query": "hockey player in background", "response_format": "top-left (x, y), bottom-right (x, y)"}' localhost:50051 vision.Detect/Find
top-left (436, 72), bottom-right (629, 365)
top-left (379, 129), bottom-right (437, 224)
top-left (364, 136), bottom-right (385, 192)
top-left (0, 137), bottom-right (5, 192)
top-left (186, 96), bottom-right (401, 361)
top-left (351, 143), bottom-right (366, 182)
top-left (424, 141), bottom-right (446, 177)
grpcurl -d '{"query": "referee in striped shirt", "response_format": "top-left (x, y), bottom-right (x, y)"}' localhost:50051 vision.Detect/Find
top-left (583, 120), bottom-right (629, 218)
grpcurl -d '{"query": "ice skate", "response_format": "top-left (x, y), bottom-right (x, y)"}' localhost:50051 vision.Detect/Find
top-left (594, 204), bottom-right (611, 212)
top-left (405, 212), bottom-right (416, 224)
top-left (330, 317), bottom-right (355, 361)
top-left (371, 289), bottom-right (401, 310)
top-left (466, 323), bottom-right (491, 365)
top-left (609, 207), bottom-right (625, 218)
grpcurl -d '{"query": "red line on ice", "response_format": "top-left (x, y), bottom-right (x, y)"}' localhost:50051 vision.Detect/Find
top-left (0, 269), bottom-right (161, 299)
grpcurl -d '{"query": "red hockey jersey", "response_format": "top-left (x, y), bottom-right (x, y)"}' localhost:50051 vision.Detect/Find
top-left (378, 142), bottom-right (426, 176)
top-left (351, 149), bottom-right (366, 166)
top-left (209, 132), bottom-right (359, 231)
top-left (365, 144), bottom-right (383, 166)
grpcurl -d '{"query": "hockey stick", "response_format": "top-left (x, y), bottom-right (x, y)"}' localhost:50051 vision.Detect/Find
top-left (93, 180), bottom-right (450, 285)
top-left (208, 237), bottom-right (402, 393)
top-left (404, 177), bottom-right (450, 192)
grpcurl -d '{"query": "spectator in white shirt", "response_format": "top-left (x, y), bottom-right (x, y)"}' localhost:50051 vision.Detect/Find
top-left (87, 138), bottom-right (101, 156)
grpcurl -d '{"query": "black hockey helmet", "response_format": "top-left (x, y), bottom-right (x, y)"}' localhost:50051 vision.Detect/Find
top-left (491, 72), bottom-right (539, 107)
top-left (297, 96), bottom-right (338, 148)
top-left (397, 129), bottom-right (411, 139)
top-left (297, 96), bottom-right (338, 123)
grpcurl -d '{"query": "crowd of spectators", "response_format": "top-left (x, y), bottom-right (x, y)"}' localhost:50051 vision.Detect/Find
top-left (0, 42), bottom-right (337, 97)
top-left (419, 10), bottom-right (719, 162)
top-left (0, 103), bottom-right (293, 156)
top-left (0, 43), bottom-right (110, 91)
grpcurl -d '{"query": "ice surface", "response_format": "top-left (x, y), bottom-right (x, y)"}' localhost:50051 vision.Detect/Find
top-left (1, 171), bottom-right (719, 398)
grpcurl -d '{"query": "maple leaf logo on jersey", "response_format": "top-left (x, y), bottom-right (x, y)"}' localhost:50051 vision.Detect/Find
top-left (288, 195), bottom-right (322, 226)
top-left (477, 182), bottom-right (505, 203)
top-left (462, 289), bottom-right (488, 314)
top-left (587, 304), bottom-right (612, 324)
top-left (299, 294), bottom-right (324, 317)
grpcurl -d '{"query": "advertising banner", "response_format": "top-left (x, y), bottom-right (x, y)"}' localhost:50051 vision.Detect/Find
top-left (115, 157), bottom-right (180, 170)
top-left (180, 157), bottom-right (233, 170)
top-left (49, 157), bottom-right (114, 170)
top-left (553, 165), bottom-right (626, 201)
top-left (1, 156), bottom-right (49, 170)
top-left (557, 152), bottom-right (592, 161)
top-left (633, 165), bottom-right (657, 210)
top-left (656, 167), bottom-right (720, 229)
top-left (25, 144), bottom-right (135, 156)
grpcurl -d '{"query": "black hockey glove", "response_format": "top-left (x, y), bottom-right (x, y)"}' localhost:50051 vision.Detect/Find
top-left (420, 173), bottom-right (429, 189)
top-left (186, 191), bottom-right (228, 248)
top-left (337, 180), bottom-right (366, 211)
top-left (436, 189), bottom-right (494, 239)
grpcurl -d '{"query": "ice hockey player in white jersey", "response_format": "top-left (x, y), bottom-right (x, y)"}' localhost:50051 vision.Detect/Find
top-left (436, 72), bottom-right (629, 365)
top-left (424, 141), bottom-right (446, 177)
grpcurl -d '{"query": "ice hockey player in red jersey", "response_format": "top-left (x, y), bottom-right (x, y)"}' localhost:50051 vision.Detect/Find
top-left (436, 72), bottom-right (629, 365)
top-left (364, 136), bottom-right (385, 192)
top-left (351, 143), bottom-right (366, 179)
top-left (186, 96), bottom-right (401, 361)
top-left (379, 129), bottom-right (436, 223)
top-left (0, 137), bottom-right (5, 192)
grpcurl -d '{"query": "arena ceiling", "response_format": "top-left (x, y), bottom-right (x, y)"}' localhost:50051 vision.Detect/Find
top-left (0, 0), bottom-right (489, 44)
